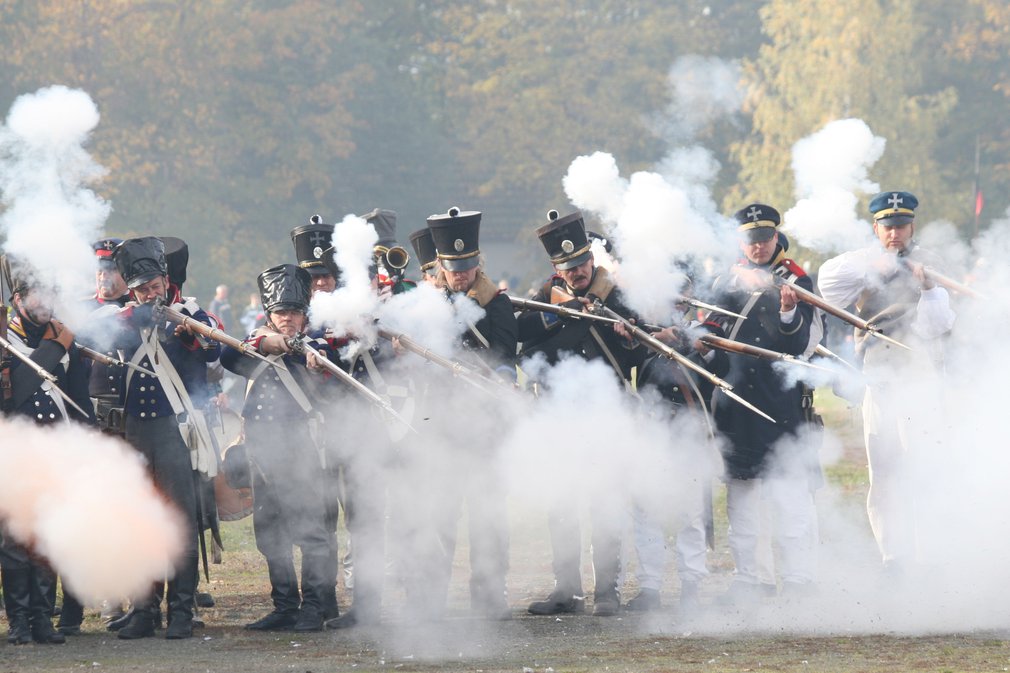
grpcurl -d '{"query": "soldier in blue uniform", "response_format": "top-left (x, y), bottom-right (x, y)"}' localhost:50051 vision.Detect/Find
top-left (0, 270), bottom-right (94, 645)
top-left (222, 264), bottom-right (336, 632)
top-left (708, 203), bottom-right (819, 602)
top-left (517, 210), bottom-right (644, 618)
top-left (110, 237), bottom-right (220, 640)
top-left (427, 206), bottom-right (518, 619)
top-left (57, 237), bottom-right (131, 635)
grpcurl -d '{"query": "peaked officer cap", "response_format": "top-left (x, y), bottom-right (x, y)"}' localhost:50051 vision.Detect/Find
top-left (733, 203), bottom-right (781, 243)
top-left (869, 191), bottom-right (918, 226)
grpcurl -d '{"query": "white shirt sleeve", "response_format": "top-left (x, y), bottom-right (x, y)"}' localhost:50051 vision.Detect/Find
top-left (817, 249), bottom-right (873, 308)
top-left (911, 286), bottom-right (956, 339)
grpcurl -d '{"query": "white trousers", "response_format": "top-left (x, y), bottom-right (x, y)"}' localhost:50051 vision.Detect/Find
top-left (726, 475), bottom-right (816, 585)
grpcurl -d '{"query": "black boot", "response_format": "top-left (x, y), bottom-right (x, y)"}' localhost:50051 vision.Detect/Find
top-left (29, 566), bottom-right (65, 644)
top-left (528, 586), bottom-right (586, 615)
top-left (116, 606), bottom-right (156, 640)
top-left (165, 559), bottom-right (197, 639)
top-left (57, 588), bottom-right (85, 635)
top-left (3, 568), bottom-right (33, 645)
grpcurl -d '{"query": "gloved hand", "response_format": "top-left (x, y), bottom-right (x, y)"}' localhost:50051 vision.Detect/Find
top-left (257, 333), bottom-right (291, 355)
top-left (45, 319), bottom-right (75, 352)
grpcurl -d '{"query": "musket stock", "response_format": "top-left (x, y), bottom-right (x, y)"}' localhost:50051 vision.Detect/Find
top-left (155, 303), bottom-right (285, 369)
top-left (698, 333), bottom-right (833, 373)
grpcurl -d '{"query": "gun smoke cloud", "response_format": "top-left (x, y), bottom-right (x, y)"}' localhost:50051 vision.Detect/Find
top-left (0, 418), bottom-right (186, 605)
top-left (0, 86), bottom-right (109, 326)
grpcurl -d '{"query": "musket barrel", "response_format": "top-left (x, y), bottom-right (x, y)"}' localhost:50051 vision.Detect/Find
top-left (508, 295), bottom-right (621, 325)
top-left (376, 326), bottom-right (506, 398)
top-left (296, 338), bottom-right (418, 434)
top-left (776, 277), bottom-right (912, 351)
top-left (0, 333), bottom-right (91, 418)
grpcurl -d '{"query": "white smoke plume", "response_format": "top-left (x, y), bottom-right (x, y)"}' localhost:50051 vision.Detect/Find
top-left (563, 151), bottom-right (733, 323)
top-left (0, 86), bottom-right (109, 327)
top-left (782, 118), bottom-right (885, 254)
top-left (652, 55), bottom-right (745, 144)
top-left (0, 419), bottom-right (185, 605)
top-left (309, 213), bottom-right (380, 350)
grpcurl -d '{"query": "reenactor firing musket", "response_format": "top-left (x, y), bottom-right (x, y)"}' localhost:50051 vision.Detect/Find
top-left (284, 333), bottom-right (418, 435)
top-left (376, 326), bottom-right (509, 399)
top-left (153, 301), bottom-right (285, 370)
top-left (773, 276), bottom-right (912, 351)
top-left (76, 342), bottom-right (156, 378)
top-left (0, 331), bottom-right (92, 419)
top-left (520, 287), bottom-right (775, 422)
top-left (584, 299), bottom-right (777, 423)
top-left (697, 333), bottom-right (833, 373)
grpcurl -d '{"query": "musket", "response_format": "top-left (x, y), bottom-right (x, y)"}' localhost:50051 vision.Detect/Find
top-left (897, 258), bottom-right (984, 299)
top-left (76, 342), bottom-right (157, 377)
top-left (698, 333), bottom-right (834, 373)
top-left (773, 277), bottom-right (912, 351)
top-left (153, 302), bottom-right (284, 370)
top-left (0, 332), bottom-right (92, 419)
top-left (509, 295), bottom-right (623, 325)
top-left (517, 288), bottom-right (776, 421)
top-left (285, 334), bottom-right (418, 435)
top-left (587, 302), bottom-right (776, 423)
top-left (376, 326), bottom-right (507, 398)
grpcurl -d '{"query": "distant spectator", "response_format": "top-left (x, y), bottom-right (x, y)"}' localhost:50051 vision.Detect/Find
top-left (209, 284), bottom-right (234, 335)
top-left (239, 291), bottom-right (265, 335)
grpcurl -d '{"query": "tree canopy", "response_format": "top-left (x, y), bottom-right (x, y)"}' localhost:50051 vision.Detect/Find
top-left (0, 0), bottom-right (1006, 299)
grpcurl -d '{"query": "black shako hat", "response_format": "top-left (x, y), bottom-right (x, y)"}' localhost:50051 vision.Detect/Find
top-left (160, 236), bottom-right (189, 289)
top-left (114, 237), bottom-right (168, 289)
top-left (361, 208), bottom-right (398, 250)
top-left (536, 210), bottom-right (593, 271)
top-left (258, 263), bottom-right (311, 314)
top-left (733, 203), bottom-right (781, 244)
top-left (408, 227), bottom-right (438, 273)
top-left (291, 215), bottom-right (336, 277)
top-left (426, 206), bottom-right (481, 272)
top-left (93, 237), bottom-right (123, 270)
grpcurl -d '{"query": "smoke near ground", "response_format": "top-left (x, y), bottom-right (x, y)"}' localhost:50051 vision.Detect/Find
top-left (0, 419), bottom-right (185, 605)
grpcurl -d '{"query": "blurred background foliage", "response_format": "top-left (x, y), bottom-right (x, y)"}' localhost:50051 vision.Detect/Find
top-left (1, 0), bottom-right (1006, 303)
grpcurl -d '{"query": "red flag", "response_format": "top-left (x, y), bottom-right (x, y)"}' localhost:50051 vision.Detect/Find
top-left (975, 189), bottom-right (985, 217)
